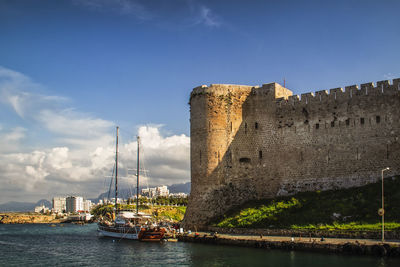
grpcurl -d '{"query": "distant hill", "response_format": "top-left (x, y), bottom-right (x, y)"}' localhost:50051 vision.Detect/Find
top-left (169, 182), bottom-right (191, 194)
top-left (0, 199), bottom-right (51, 212)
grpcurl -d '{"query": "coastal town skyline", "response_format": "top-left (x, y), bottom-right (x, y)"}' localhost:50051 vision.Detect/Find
top-left (1, 0), bottom-right (400, 204)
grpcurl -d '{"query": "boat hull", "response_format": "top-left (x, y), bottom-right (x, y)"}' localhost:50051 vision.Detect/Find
top-left (138, 228), bottom-right (166, 241)
top-left (97, 225), bottom-right (140, 240)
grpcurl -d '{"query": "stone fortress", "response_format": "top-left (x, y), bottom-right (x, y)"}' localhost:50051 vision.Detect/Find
top-left (183, 78), bottom-right (400, 229)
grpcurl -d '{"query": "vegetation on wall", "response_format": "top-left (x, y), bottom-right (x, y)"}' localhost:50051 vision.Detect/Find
top-left (214, 176), bottom-right (400, 231)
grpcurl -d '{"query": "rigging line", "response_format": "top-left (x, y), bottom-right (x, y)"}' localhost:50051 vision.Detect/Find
top-left (103, 164), bottom-right (115, 198)
top-left (117, 226), bottom-right (139, 242)
top-left (115, 128), bottom-right (138, 202)
top-left (139, 142), bottom-right (154, 206)
top-left (138, 137), bottom-right (150, 200)
top-left (107, 164), bottom-right (115, 202)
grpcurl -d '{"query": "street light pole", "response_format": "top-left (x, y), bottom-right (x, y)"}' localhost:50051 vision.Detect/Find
top-left (381, 167), bottom-right (390, 242)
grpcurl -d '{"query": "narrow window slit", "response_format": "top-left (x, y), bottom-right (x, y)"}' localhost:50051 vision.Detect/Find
top-left (387, 144), bottom-right (389, 159)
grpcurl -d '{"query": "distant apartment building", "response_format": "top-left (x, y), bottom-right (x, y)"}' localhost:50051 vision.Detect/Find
top-left (52, 197), bottom-right (66, 213)
top-left (141, 188), bottom-right (157, 198)
top-left (141, 186), bottom-right (170, 198)
top-left (83, 199), bottom-right (92, 212)
top-left (66, 196), bottom-right (84, 213)
top-left (34, 205), bottom-right (49, 213)
top-left (169, 192), bottom-right (188, 198)
top-left (156, 185), bottom-right (169, 197)
top-left (109, 197), bottom-right (123, 204)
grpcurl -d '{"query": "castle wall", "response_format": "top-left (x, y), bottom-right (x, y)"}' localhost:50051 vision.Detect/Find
top-left (184, 79), bottom-right (400, 229)
top-left (275, 80), bottom-right (400, 195)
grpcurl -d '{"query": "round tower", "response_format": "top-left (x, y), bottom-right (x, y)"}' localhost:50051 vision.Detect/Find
top-left (184, 84), bottom-right (254, 228)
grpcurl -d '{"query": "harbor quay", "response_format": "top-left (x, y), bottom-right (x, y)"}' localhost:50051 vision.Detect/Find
top-left (178, 232), bottom-right (400, 257)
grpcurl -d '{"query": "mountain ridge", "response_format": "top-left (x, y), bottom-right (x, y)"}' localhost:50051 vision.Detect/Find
top-left (0, 199), bottom-right (51, 212)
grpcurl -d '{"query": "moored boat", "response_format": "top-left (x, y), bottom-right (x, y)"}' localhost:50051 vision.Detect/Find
top-left (98, 211), bottom-right (152, 240)
top-left (97, 127), bottom-right (168, 240)
top-left (138, 226), bottom-right (166, 241)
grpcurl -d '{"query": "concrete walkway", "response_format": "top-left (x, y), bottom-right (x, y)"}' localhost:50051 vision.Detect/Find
top-left (179, 232), bottom-right (400, 257)
top-left (210, 232), bottom-right (400, 246)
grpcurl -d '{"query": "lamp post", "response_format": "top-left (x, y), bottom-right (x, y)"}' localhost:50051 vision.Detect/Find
top-left (381, 167), bottom-right (390, 242)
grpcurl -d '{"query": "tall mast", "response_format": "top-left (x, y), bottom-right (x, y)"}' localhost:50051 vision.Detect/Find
top-left (136, 136), bottom-right (140, 214)
top-left (115, 126), bottom-right (119, 214)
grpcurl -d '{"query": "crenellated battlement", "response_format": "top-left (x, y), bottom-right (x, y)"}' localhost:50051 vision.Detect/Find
top-left (279, 79), bottom-right (400, 109)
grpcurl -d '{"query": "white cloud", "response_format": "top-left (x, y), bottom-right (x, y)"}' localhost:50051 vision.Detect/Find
top-left (47, 147), bottom-right (73, 170)
top-left (8, 94), bottom-right (25, 117)
top-left (0, 125), bottom-right (189, 203)
top-left (0, 127), bottom-right (27, 153)
top-left (0, 66), bottom-right (190, 203)
top-left (0, 67), bottom-right (36, 118)
top-left (74, 0), bottom-right (152, 20)
top-left (74, 0), bottom-right (222, 29)
top-left (0, 66), bottom-right (68, 119)
top-left (37, 109), bottom-right (113, 138)
top-left (130, 125), bottom-right (190, 185)
top-left (185, 1), bottom-right (222, 28)
top-left (3, 127), bottom-right (26, 142)
top-left (198, 6), bottom-right (221, 27)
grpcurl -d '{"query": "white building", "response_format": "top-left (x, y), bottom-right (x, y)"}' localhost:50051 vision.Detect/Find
top-left (34, 205), bottom-right (49, 213)
top-left (169, 193), bottom-right (188, 198)
top-left (83, 199), bottom-right (93, 212)
top-left (141, 186), bottom-right (170, 198)
top-left (109, 197), bottom-right (123, 204)
top-left (141, 188), bottom-right (156, 198)
top-left (66, 196), bottom-right (84, 213)
top-left (156, 185), bottom-right (169, 197)
top-left (52, 197), bottom-right (66, 213)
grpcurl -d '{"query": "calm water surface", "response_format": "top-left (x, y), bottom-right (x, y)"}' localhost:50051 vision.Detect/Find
top-left (0, 224), bottom-right (399, 266)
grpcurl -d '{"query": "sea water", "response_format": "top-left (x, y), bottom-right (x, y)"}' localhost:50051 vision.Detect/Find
top-left (0, 223), bottom-right (399, 266)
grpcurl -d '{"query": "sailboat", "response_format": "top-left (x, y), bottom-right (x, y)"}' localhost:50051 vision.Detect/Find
top-left (97, 127), bottom-right (166, 240)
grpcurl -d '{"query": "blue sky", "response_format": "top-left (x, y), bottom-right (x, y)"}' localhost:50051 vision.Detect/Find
top-left (0, 0), bottom-right (399, 203)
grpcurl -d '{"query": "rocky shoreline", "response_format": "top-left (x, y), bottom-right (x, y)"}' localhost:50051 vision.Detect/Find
top-left (0, 213), bottom-right (62, 224)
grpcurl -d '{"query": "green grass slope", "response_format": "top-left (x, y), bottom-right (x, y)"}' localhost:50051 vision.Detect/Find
top-left (214, 176), bottom-right (400, 231)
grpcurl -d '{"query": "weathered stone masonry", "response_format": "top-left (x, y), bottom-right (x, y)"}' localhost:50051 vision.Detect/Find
top-left (183, 79), bottom-right (400, 229)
